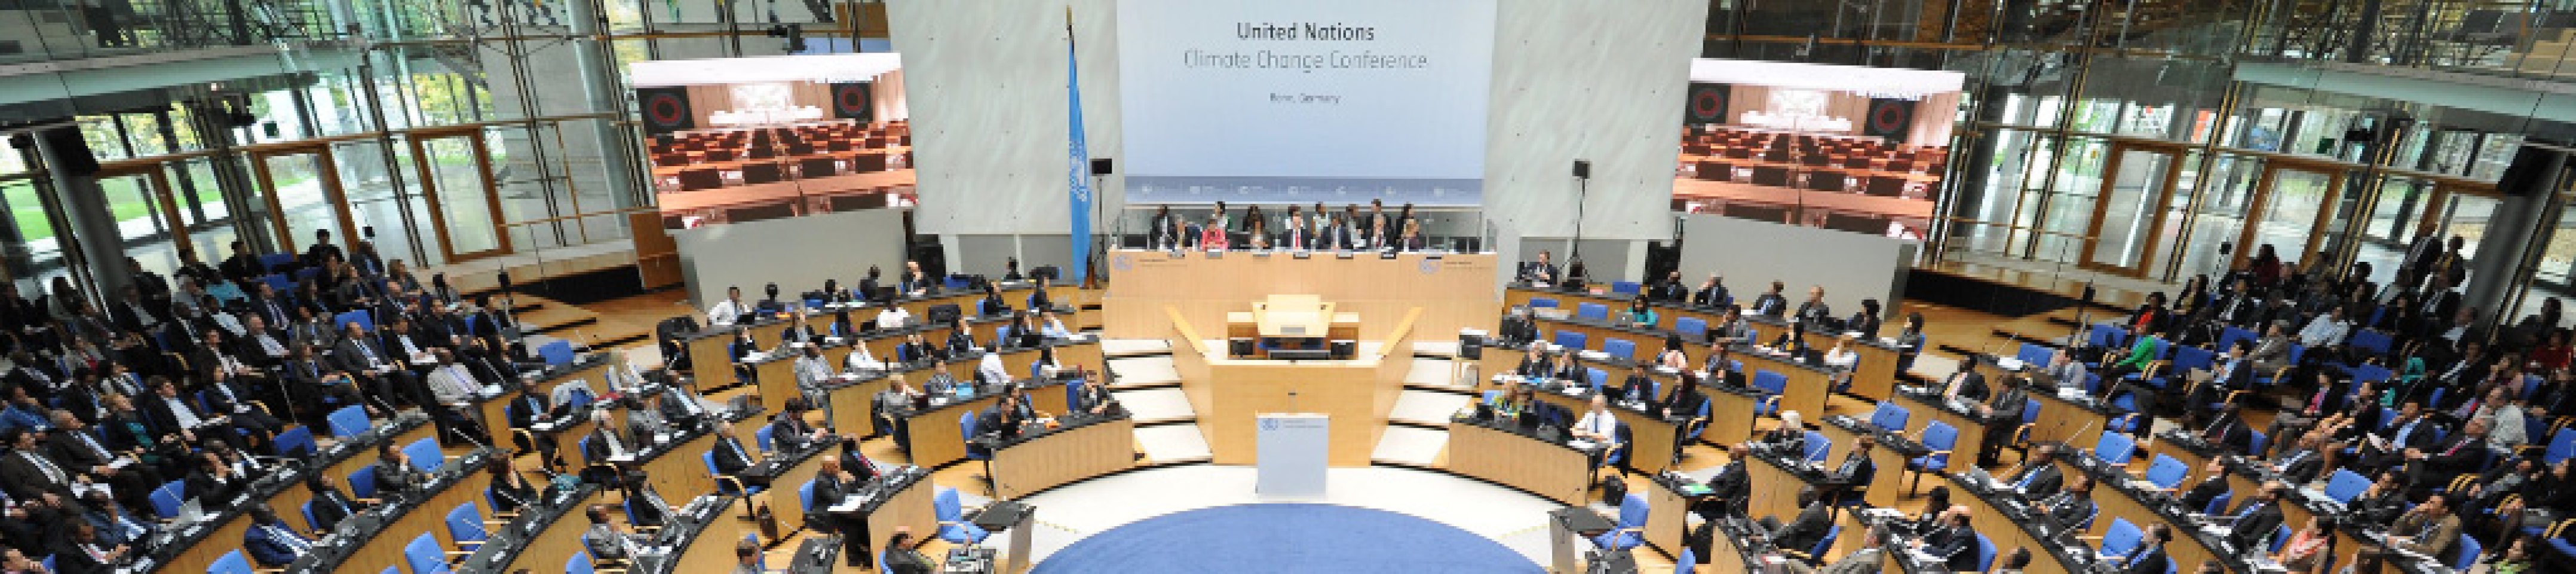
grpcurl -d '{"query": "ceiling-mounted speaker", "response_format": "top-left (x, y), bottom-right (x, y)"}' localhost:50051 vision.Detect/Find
top-left (1090, 158), bottom-right (1114, 176)
top-left (1572, 160), bottom-right (1591, 179)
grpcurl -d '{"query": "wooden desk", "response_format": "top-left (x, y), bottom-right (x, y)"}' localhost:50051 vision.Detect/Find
top-left (503, 488), bottom-right (609, 572)
top-left (1949, 474), bottom-right (2076, 574)
top-left (2028, 387), bottom-right (2115, 451)
top-left (861, 472), bottom-right (939, 564)
top-left (1529, 315), bottom-right (1835, 421)
top-left (1894, 391), bottom-right (1992, 473)
top-left (988, 417), bottom-right (1136, 499)
top-left (1745, 451), bottom-right (1829, 526)
top-left (642, 430), bottom-right (725, 502)
top-left (762, 448), bottom-right (832, 538)
top-left (336, 458), bottom-right (497, 574)
top-left (325, 421), bottom-right (438, 495)
top-left (1446, 421), bottom-right (1593, 505)
top-left (2057, 459), bottom-right (2238, 574)
top-left (682, 283), bottom-right (1078, 384)
top-left (667, 497), bottom-right (756, 574)
top-left (1816, 418), bottom-right (1909, 508)
top-left (1471, 347), bottom-right (1703, 473)
top-left (1644, 480), bottom-right (1695, 561)
top-left (1504, 287), bottom-right (1905, 402)
top-left (1101, 250), bottom-right (1496, 340)
top-left (896, 381), bottom-right (1072, 469)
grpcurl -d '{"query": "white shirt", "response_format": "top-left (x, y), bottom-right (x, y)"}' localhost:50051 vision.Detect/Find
top-left (2296, 316), bottom-right (2350, 348)
top-left (1575, 410), bottom-right (1618, 439)
top-left (977, 353), bottom-right (1011, 383)
top-left (1041, 318), bottom-right (1072, 340)
top-left (845, 345), bottom-right (882, 371)
top-left (706, 299), bottom-right (744, 326)
top-left (878, 307), bottom-right (913, 329)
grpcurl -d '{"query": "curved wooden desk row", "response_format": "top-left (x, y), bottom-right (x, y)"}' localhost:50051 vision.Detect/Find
top-left (287, 450), bottom-right (499, 573)
top-left (1469, 341), bottom-right (1765, 474)
top-left (1504, 286), bottom-right (1906, 400)
top-left (986, 413), bottom-right (1138, 500)
top-left (143, 414), bottom-right (436, 574)
top-left (1520, 313), bottom-right (1846, 428)
top-left (680, 280), bottom-right (1080, 379)
top-left (745, 338), bottom-right (1100, 456)
top-left (735, 320), bottom-right (1102, 420)
top-left (481, 354), bottom-right (616, 450)
top-left (888, 375), bottom-right (1076, 469)
top-left (1448, 418), bottom-right (1703, 568)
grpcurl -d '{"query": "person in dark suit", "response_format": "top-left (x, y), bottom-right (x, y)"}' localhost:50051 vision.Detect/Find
top-left (51, 521), bottom-right (126, 574)
top-left (1828, 435), bottom-right (1876, 502)
top-left (303, 472), bottom-right (362, 532)
top-left (2357, 401), bottom-right (2441, 469)
top-left (1938, 356), bottom-right (1989, 404)
top-left (1700, 444), bottom-right (1750, 516)
top-left (243, 506), bottom-right (315, 566)
top-left (2032, 475), bottom-right (2096, 530)
top-left (2004, 444), bottom-right (2063, 495)
top-left (2223, 482), bottom-right (2287, 551)
top-left (2197, 403), bottom-right (2253, 454)
top-left (220, 240), bottom-right (266, 285)
top-left (1770, 486), bottom-right (1833, 554)
top-left (487, 458), bottom-right (539, 514)
top-left (806, 456), bottom-right (874, 568)
top-left (1973, 374), bottom-right (2028, 466)
top-left (44, 411), bottom-right (155, 512)
top-left (768, 399), bottom-right (834, 454)
top-left (2177, 459), bottom-right (2231, 512)
top-left (0, 429), bottom-right (74, 500)
top-left (1690, 274), bottom-right (1728, 308)
top-left (1518, 251), bottom-right (1560, 284)
top-left (2115, 523), bottom-right (2172, 574)
top-left (1912, 506), bottom-right (1979, 572)
top-left (184, 451), bottom-right (247, 506)
top-left (2403, 417), bottom-right (2489, 494)
top-left (1749, 281), bottom-right (1789, 317)
top-left (372, 441), bottom-right (425, 496)
top-left (1614, 364), bottom-right (1658, 409)
top-left (2267, 433), bottom-right (2327, 486)
top-left (707, 420), bottom-right (758, 485)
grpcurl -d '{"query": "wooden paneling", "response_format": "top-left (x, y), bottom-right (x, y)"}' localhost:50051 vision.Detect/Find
top-left (1445, 422), bottom-right (1590, 505)
top-left (989, 418), bottom-right (1136, 500)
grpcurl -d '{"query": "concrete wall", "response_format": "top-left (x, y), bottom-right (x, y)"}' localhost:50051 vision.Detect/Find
top-left (676, 207), bottom-right (910, 307)
top-left (1676, 213), bottom-right (1914, 317)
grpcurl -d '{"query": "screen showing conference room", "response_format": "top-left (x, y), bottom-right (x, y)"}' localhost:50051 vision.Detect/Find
top-left (630, 53), bottom-right (913, 229)
top-left (1115, 0), bottom-right (1496, 207)
top-left (1675, 59), bottom-right (1964, 241)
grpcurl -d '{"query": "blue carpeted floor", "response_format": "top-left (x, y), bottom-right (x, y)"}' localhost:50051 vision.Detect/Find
top-left (1032, 503), bottom-right (1543, 573)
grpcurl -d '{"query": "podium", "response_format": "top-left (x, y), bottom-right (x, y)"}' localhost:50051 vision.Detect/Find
top-left (1225, 295), bottom-right (1361, 359)
top-left (1256, 413), bottom-right (1329, 497)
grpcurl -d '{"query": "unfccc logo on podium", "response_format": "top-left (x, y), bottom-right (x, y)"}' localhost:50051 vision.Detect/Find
top-left (1261, 418), bottom-right (1279, 431)
top-left (1114, 253), bottom-right (1136, 271)
top-left (1418, 258), bottom-right (1439, 274)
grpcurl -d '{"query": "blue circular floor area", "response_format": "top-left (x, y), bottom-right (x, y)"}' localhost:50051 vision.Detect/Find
top-left (1032, 503), bottom-right (1542, 573)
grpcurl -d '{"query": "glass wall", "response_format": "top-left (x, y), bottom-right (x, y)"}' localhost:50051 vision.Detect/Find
top-left (3, 0), bottom-right (854, 303)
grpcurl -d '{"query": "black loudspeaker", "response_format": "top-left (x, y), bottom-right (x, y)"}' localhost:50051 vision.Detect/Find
top-left (2496, 146), bottom-right (2560, 197)
top-left (827, 83), bottom-right (873, 122)
top-left (39, 128), bottom-right (100, 176)
top-left (1329, 340), bottom-right (1356, 359)
top-left (1572, 160), bottom-right (1591, 179)
top-left (1228, 338), bottom-right (1255, 358)
top-left (1683, 83), bottom-right (1729, 125)
top-left (1862, 99), bottom-right (1917, 144)
top-left (5, 133), bottom-right (29, 149)
top-left (635, 87), bottom-right (696, 135)
top-left (1459, 333), bottom-right (1484, 360)
top-left (1090, 158), bottom-right (1114, 176)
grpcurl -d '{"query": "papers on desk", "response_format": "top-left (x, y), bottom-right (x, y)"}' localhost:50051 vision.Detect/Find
top-left (533, 422), bottom-right (558, 432)
top-left (827, 497), bottom-right (866, 513)
top-left (1577, 350), bottom-right (1608, 361)
top-left (1994, 357), bottom-right (2026, 371)
top-left (652, 433), bottom-right (673, 445)
top-left (410, 354), bottom-right (436, 365)
top-left (609, 453), bottom-right (639, 463)
top-left (1568, 439), bottom-right (1598, 450)
top-left (479, 384), bottom-right (502, 396)
top-left (824, 337), bottom-right (845, 345)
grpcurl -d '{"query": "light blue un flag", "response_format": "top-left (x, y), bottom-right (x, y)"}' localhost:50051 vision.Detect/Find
top-left (1065, 26), bottom-right (1094, 285)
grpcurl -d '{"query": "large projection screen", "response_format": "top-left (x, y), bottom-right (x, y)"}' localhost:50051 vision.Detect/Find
top-left (1116, 0), bottom-right (1496, 206)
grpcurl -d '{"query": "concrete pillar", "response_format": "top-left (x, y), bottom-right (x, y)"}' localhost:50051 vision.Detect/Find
top-left (33, 128), bottom-right (131, 303)
top-left (2461, 150), bottom-right (2563, 319)
top-left (566, 0), bottom-right (643, 212)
